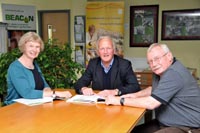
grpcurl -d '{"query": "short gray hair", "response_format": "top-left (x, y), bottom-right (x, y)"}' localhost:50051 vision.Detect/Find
top-left (96, 36), bottom-right (116, 51)
top-left (147, 43), bottom-right (171, 54)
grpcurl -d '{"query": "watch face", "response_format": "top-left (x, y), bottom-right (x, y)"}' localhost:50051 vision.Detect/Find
top-left (120, 97), bottom-right (124, 106)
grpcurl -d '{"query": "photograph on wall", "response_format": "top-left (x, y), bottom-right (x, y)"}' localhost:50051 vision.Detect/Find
top-left (86, 1), bottom-right (124, 66)
top-left (162, 9), bottom-right (200, 40)
top-left (130, 5), bottom-right (158, 47)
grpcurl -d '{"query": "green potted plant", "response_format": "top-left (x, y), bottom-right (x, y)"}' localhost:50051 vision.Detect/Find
top-left (0, 41), bottom-right (84, 104)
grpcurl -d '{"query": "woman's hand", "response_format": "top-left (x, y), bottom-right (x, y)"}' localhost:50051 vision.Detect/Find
top-left (55, 91), bottom-right (72, 98)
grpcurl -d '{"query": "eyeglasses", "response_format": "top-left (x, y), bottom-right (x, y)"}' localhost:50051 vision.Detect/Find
top-left (147, 52), bottom-right (168, 65)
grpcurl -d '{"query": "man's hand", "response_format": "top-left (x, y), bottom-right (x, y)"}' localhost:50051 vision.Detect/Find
top-left (105, 95), bottom-right (121, 106)
top-left (81, 87), bottom-right (95, 95)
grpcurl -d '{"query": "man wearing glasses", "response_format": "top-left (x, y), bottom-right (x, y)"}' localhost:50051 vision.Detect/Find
top-left (105, 43), bottom-right (200, 133)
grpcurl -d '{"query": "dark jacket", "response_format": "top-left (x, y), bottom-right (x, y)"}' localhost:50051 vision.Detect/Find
top-left (74, 55), bottom-right (140, 94)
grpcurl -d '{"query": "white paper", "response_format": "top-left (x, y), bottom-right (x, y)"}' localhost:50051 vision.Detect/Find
top-left (13, 97), bottom-right (53, 106)
top-left (66, 95), bottom-right (105, 104)
top-left (76, 17), bottom-right (84, 25)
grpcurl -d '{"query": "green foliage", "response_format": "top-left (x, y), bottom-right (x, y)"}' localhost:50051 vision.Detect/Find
top-left (0, 48), bottom-right (21, 95)
top-left (37, 42), bottom-right (84, 88)
top-left (0, 41), bottom-right (84, 96)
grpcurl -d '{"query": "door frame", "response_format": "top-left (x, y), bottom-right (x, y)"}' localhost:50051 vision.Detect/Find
top-left (37, 10), bottom-right (71, 43)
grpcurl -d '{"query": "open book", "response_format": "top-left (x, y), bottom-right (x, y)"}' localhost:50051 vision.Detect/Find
top-left (13, 97), bottom-right (54, 106)
top-left (66, 94), bottom-right (105, 104)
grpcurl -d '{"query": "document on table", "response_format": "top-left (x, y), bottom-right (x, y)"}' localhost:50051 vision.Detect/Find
top-left (13, 97), bottom-right (53, 106)
top-left (66, 94), bottom-right (105, 104)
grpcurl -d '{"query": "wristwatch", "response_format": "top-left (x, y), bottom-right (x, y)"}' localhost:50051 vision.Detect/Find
top-left (120, 97), bottom-right (125, 106)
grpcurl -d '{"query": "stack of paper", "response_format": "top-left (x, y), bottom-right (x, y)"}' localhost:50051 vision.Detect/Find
top-left (13, 97), bottom-right (53, 106)
top-left (66, 95), bottom-right (105, 104)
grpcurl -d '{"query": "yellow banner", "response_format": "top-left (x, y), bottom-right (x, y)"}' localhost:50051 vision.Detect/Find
top-left (86, 1), bottom-right (124, 65)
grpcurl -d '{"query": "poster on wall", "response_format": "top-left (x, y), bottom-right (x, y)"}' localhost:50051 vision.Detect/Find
top-left (74, 16), bottom-right (85, 43)
top-left (2, 4), bottom-right (36, 30)
top-left (1, 4), bottom-right (36, 51)
top-left (86, 1), bottom-right (124, 66)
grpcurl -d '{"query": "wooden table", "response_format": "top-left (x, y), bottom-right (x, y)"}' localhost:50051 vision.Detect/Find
top-left (0, 89), bottom-right (145, 133)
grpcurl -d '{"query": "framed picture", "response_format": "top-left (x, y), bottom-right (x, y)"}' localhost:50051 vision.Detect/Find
top-left (162, 9), bottom-right (200, 40)
top-left (74, 15), bottom-right (85, 43)
top-left (130, 5), bottom-right (158, 47)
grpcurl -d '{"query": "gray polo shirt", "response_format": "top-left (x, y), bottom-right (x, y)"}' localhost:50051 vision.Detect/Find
top-left (151, 59), bottom-right (200, 128)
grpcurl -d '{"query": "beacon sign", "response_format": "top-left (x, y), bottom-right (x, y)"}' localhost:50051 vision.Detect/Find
top-left (1, 4), bottom-right (36, 30)
top-left (5, 14), bottom-right (34, 23)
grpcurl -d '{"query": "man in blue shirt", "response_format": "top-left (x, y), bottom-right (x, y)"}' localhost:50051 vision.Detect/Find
top-left (74, 36), bottom-right (140, 97)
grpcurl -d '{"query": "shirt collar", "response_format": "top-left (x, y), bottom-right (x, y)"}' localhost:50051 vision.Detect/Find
top-left (101, 58), bottom-right (114, 73)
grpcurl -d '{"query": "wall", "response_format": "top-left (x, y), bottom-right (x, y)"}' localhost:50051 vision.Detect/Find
top-left (0, 0), bottom-right (200, 77)
top-left (0, 0), bottom-right (87, 44)
top-left (124, 0), bottom-right (200, 78)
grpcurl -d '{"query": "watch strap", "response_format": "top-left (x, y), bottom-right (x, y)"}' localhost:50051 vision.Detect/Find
top-left (120, 97), bottom-right (125, 106)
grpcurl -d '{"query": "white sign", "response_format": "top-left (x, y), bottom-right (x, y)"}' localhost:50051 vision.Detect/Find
top-left (1, 4), bottom-right (36, 30)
